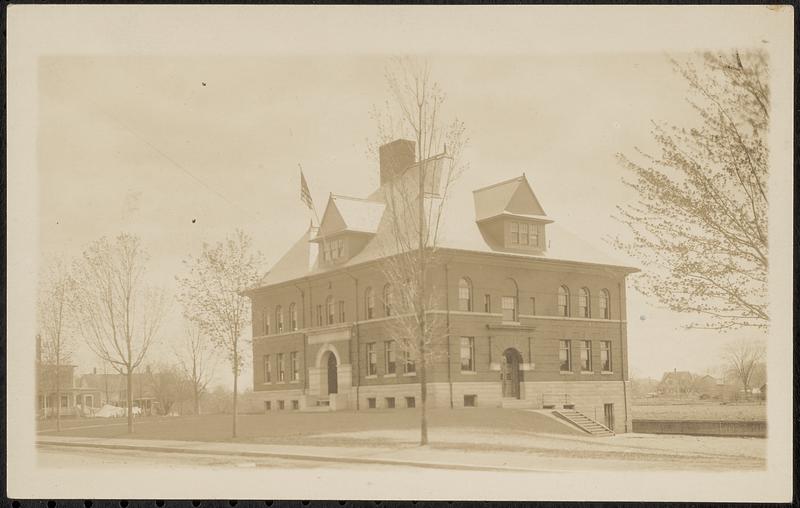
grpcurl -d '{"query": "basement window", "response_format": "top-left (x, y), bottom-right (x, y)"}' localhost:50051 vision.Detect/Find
top-left (265, 401), bottom-right (272, 412)
top-left (405, 397), bottom-right (416, 408)
top-left (385, 397), bottom-right (396, 409)
top-left (367, 397), bottom-right (376, 409)
top-left (278, 400), bottom-right (285, 410)
top-left (291, 400), bottom-right (299, 410)
top-left (464, 394), bottom-right (477, 407)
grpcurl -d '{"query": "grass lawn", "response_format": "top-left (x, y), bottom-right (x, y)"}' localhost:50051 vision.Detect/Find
top-left (37, 408), bottom-right (583, 443)
top-left (631, 403), bottom-right (766, 421)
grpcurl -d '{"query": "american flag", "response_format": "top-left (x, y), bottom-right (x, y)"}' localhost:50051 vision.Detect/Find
top-left (300, 169), bottom-right (314, 210)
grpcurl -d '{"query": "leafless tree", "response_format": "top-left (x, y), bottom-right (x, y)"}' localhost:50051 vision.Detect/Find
top-left (71, 234), bottom-right (167, 433)
top-left (176, 229), bottom-right (265, 437)
top-left (371, 58), bottom-right (468, 445)
top-left (174, 322), bottom-right (216, 415)
top-left (613, 51), bottom-right (769, 331)
top-left (723, 338), bottom-right (766, 398)
top-left (37, 258), bottom-right (75, 431)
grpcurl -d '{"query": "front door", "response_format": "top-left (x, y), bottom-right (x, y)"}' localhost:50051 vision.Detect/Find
top-left (501, 349), bottom-right (521, 399)
top-left (604, 403), bottom-right (615, 430)
top-left (327, 352), bottom-right (338, 395)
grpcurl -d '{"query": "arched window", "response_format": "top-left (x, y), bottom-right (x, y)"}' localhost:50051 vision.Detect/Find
top-left (501, 278), bottom-right (518, 322)
top-left (578, 288), bottom-right (590, 318)
top-left (558, 286), bottom-right (570, 317)
top-left (275, 305), bottom-right (284, 333)
top-left (383, 283), bottom-right (393, 316)
top-left (326, 296), bottom-right (335, 325)
top-left (263, 309), bottom-right (271, 335)
top-left (599, 289), bottom-right (610, 319)
top-left (289, 303), bottom-right (298, 331)
top-left (458, 277), bottom-right (473, 312)
top-left (365, 287), bottom-right (375, 319)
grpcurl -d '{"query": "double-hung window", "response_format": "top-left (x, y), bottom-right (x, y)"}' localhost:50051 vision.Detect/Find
top-left (385, 340), bottom-right (396, 374)
top-left (263, 355), bottom-right (271, 383)
top-left (579, 340), bottom-right (592, 372)
top-left (600, 341), bottom-right (612, 372)
top-left (277, 353), bottom-right (285, 382)
top-left (559, 340), bottom-right (572, 372)
top-left (501, 296), bottom-right (517, 322)
top-left (289, 352), bottom-right (299, 381)
top-left (460, 337), bottom-right (475, 372)
top-left (366, 343), bottom-right (377, 376)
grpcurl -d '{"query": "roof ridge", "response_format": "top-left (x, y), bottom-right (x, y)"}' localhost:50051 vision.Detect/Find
top-left (330, 194), bottom-right (383, 203)
top-left (472, 174), bottom-right (525, 193)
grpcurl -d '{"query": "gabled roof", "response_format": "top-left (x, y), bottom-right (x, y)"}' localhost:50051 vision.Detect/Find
top-left (249, 160), bottom-right (636, 291)
top-left (315, 195), bottom-right (385, 240)
top-left (258, 225), bottom-right (318, 287)
top-left (473, 174), bottom-right (548, 222)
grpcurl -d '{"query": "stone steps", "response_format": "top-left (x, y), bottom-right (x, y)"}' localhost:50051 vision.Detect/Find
top-left (553, 409), bottom-right (615, 437)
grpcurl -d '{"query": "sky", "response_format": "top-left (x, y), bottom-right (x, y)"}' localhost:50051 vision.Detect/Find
top-left (37, 53), bottom-right (758, 386)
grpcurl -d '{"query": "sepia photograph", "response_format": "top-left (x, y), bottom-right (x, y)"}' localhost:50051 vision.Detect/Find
top-left (6, 5), bottom-right (794, 503)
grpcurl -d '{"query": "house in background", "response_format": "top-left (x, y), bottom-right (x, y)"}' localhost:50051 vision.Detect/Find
top-left (657, 370), bottom-right (696, 396)
top-left (245, 139), bottom-right (638, 432)
top-left (36, 335), bottom-right (102, 418)
top-left (78, 367), bottom-right (159, 415)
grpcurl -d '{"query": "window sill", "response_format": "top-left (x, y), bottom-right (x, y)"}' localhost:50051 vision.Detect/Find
top-left (601, 371), bottom-right (615, 375)
top-left (559, 371), bottom-right (574, 375)
top-left (500, 321), bottom-right (520, 326)
top-left (460, 370), bottom-right (477, 375)
top-left (289, 380), bottom-right (301, 384)
top-left (384, 373), bottom-right (396, 378)
top-left (365, 375), bottom-right (378, 379)
top-left (402, 372), bottom-right (417, 377)
top-left (580, 371), bottom-right (594, 375)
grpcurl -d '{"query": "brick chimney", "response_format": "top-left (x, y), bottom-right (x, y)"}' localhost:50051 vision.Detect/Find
top-left (379, 139), bottom-right (416, 184)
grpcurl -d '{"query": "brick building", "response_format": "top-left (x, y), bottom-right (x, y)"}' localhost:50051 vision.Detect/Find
top-left (245, 139), bottom-right (637, 431)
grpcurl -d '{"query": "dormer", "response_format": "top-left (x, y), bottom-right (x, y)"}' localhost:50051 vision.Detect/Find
top-left (473, 174), bottom-right (553, 254)
top-left (312, 194), bottom-right (385, 266)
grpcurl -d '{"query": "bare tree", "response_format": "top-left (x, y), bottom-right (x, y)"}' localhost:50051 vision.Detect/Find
top-left (176, 229), bottom-right (264, 438)
top-left (371, 58), bottom-right (468, 445)
top-left (723, 338), bottom-right (766, 398)
top-left (71, 234), bottom-right (167, 433)
top-left (174, 322), bottom-right (216, 415)
top-left (37, 258), bottom-right (75, 431)
top-left (613, 51), bottom-right (769, 331)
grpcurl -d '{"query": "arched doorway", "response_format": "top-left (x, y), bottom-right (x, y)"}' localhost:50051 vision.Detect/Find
top-left (325, 351), bottom-right (338, 395)
top-left (501, 348), bottom-right (522, 399)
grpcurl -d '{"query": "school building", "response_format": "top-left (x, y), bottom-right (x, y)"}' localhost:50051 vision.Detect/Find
top-left (244, 139), bottom-right (637, 432)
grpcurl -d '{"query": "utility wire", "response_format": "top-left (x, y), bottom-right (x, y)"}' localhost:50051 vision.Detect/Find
top-left (90, 101), bottom-right (262, 220)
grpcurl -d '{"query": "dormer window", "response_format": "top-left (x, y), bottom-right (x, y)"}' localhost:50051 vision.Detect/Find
top-left (509, 221), bottom-right (539, 247)
top-left (323, 238), bottom-right (345, 262)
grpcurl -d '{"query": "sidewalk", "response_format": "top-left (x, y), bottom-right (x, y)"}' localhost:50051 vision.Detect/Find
top-left (37, 430), bottom-right (764, 472)
top-left (37, 435), bottom-right (550, 472)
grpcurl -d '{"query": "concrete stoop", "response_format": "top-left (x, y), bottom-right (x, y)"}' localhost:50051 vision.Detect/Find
top-left (500, 398), bottom-right (536, 409)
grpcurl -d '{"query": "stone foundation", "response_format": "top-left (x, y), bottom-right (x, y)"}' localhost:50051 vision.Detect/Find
top-left (255, 379), bottom-right (632, 432)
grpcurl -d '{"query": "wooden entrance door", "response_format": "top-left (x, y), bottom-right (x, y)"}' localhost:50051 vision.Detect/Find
top-left (501, 349), bottom-right (522, 399)
top-left (327, 352), bottom-right (338, 395)
top-left (604, 403), bottom-right (614, 430)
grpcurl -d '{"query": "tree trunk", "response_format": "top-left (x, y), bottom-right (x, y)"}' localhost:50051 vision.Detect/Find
top-left (55, 355), bottom-right (61, 432)
top-left (127, 367), bottom-right (134, 433)
top-left (419, 333), bottom-right (428, 446)
top-left (417, 138), bottom-right (428, 447)
top-left (194, 386), bottom-right (200, 416)
top-left (232, 350), bottom-right (239, 438)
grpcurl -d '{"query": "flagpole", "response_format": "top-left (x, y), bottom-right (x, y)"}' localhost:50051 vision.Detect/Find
top-left (299, 163), bottom-right (321, 226)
